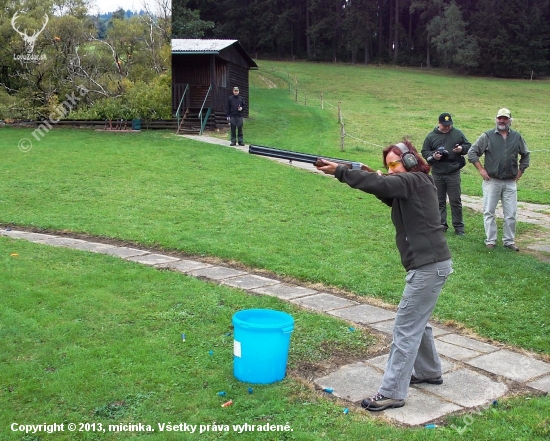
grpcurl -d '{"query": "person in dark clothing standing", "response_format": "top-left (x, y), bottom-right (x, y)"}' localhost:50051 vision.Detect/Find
top-left (421, 113), bottom-right (471, 236)
top-left (316, 140), bottom-right (453, 411)
top-left (226, 86), bottom-right (246, 146)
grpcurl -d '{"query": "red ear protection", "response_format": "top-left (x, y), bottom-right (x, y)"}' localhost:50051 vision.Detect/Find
top-left (396, 143), bottom-right (418, 170)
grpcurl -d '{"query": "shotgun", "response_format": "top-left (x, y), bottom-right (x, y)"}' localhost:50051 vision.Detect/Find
top-left (248, 144), bottom-right (375, 172)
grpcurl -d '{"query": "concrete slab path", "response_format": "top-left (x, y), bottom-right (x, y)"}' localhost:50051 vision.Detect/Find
top-left (2, 227), bottom-right (549, 427)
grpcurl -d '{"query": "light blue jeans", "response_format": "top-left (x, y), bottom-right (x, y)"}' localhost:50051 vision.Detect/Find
top-left (379, 259), bottom-right (453, 400)
top-left (482, 178), bottom-right (517, 246)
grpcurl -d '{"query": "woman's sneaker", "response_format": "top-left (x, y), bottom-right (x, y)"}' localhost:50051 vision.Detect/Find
top-left (361, 393), bottom-right (405, 411)
top-left (410, 375), bottom-right (443, 385)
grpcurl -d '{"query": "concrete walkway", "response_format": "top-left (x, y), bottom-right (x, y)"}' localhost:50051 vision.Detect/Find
top-left (1, 228), bottom-right (549, 426)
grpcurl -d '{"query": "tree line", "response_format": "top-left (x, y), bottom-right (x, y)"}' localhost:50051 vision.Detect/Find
top-left (1, 0), bottom-right (171, 121)
top-left (175, 0), bottom-right (550, 78)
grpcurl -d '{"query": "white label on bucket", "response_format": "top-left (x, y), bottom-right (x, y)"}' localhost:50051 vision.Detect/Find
top-left (233, 340), bottom-right (242, 358)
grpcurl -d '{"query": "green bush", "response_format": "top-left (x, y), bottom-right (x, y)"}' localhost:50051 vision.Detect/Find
top-left (69, 74), bottom-right (170, 121)
top-left (0, 87), bottom-right (47, 120)
top-left (125, 74), bottom-right (171, 120)
top-left (0, 89), bottom-right (15, 120)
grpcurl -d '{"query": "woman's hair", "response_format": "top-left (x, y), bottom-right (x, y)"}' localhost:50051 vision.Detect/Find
top-left (382, 139), bottom-right (430, 174)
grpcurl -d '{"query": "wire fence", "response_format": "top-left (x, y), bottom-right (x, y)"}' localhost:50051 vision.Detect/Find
top-left (263, 67), bottom-right (548, 157)
top-left (268, 68), bottom-right (384, 152)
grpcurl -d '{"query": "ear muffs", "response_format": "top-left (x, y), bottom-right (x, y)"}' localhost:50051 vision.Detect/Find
top-left (396, 142), bottom-right (418, 170)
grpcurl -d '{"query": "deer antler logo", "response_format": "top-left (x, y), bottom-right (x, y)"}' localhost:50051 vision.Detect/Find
top-left (11, 12), bottom-right (49, 54)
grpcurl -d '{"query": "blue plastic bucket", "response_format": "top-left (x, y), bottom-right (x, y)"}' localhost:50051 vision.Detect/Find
top-left (232, 309), bottom-right (294, 384)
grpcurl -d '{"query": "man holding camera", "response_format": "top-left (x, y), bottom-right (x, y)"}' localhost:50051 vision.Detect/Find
top-left (421, 113), bottom-right (471, 235)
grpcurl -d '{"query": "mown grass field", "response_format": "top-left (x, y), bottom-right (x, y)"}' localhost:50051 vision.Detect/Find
top-left (1, 62), bottom-right (549, 440)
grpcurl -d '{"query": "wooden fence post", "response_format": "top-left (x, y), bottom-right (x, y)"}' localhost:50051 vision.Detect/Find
top-left (288, 72), bottom-right (290, 94)
top-left (340, 122), bottom-right (345, 151)
top-left (321, 91), bottom-right (324, 110)
top-left (337, 101), bottom-right (342, 123)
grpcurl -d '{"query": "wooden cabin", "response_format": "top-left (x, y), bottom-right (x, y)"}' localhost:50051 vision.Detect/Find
top-left (172, 39), bottom-right (258, 134)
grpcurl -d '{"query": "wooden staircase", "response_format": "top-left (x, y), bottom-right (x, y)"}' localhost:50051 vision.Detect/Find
top-left (176, 108), bottom-right (230, 134)
top-left (176, 107), bottom-right (201, 134)
top-left (173, 84), bottom-right (231, 135)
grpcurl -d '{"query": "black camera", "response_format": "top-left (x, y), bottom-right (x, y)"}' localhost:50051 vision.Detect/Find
top-left (426, 146), bottom-right (449, 164)
top-left (435, 146), bottom-right (449, 158)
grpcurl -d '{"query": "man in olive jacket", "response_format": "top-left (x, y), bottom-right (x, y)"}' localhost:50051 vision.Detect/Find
top-left (421, 113), bottom-right (471, 236)
top-left (467, 108), bottom-right (530, 251)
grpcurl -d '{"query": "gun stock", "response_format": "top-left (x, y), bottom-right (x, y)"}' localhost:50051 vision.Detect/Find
top-left (248, 145), bottom-right (375, 172)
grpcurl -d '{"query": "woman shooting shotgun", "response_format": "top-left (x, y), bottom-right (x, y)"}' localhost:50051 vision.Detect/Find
top-left (316, 139), bottom-right (453, 411)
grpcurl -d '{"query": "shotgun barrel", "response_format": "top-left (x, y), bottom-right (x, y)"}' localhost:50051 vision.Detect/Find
top-left (248, 144), bottom-right (374, 172)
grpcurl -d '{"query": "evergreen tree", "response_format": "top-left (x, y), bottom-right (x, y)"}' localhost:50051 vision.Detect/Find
top-left (427, 1), bottom-right (478, 69)
top-left (172, 0), bottom-right (214, 38)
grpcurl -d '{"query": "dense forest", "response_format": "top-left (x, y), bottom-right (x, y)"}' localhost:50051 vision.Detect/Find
top-left (174, 0), bottom-right (550, 78)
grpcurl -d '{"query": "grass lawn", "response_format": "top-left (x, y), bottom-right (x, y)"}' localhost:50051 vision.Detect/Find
top-left (2, 238), bottom-right (549, 440)
top-left (1, 238), bottom-right (376, 441)
top-left (0, 126), bottom-right (548, 354)
top-left (1, 62), bottom-right (549, 439)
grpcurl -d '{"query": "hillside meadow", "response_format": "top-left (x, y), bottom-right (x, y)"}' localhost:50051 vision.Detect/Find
top-left (246, 60), bottom-right (550, 203)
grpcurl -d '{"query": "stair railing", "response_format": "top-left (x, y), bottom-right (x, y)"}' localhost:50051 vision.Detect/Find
top-left (198, 84), bottom-right (212, 135)
top-left (175, 84), bottom-right (189, 134)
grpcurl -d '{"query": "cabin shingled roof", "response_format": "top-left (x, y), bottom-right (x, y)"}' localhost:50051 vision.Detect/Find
top-left (172, 39), bottom-right (238, 53)
top-left (171, 39), bottom-right (257, 68)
